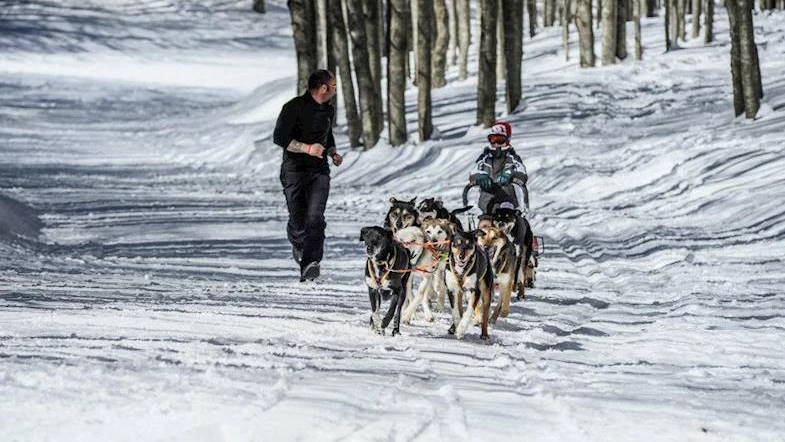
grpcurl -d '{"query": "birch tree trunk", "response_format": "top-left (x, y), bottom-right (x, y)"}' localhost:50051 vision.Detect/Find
top-left (634, 0), bottom-right (642, 59)
top-left (288, 0), bottom-right (317, 93)
top-left (417, 0), bottom-right (433, 140)
top-left (616, 0), bottom-right (628, 59)
top-left (527, 0), bottom-right (537, 37)
top-left (457, 0), bottom-right (471, 79)
top-left (433, 0), bottom-right (449, 88)
top-left (704, 0), bottom-right (714, 43)
top-left (602, 0), bottom-right (617, 65)
top-left (388, 0), bottom-right (408, 146)
top-left (329, 0), bottom-right (362, 146)
top-left (576, 0), bottom-right (596, 66)
top-left (477, 0), bottom-right (498, 127)
top-left (346, 0), bottom-right (379, 148)
top-left (503, 0), bottom-right (524, 113)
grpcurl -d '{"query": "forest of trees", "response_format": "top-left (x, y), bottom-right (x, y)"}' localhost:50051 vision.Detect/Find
top-left (253, 0), bottom-right (774, 149)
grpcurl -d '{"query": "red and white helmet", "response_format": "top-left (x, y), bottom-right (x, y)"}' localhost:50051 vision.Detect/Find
top-left (488, 121), bottom-right (512, 147)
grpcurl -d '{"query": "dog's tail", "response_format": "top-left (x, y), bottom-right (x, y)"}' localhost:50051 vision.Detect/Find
top-left (451, 206), bottom-right (472, 216)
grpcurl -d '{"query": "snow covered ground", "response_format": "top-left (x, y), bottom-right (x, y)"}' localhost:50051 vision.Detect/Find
top-left (1, 1), bottom-right (784, 440)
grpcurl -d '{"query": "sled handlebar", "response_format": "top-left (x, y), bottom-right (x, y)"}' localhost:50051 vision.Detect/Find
top-left (462, 178), bottom-right (527, 208)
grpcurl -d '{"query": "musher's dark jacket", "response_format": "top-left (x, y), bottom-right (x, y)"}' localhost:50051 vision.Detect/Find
top-left (273, 91), bottom-right (336, 172)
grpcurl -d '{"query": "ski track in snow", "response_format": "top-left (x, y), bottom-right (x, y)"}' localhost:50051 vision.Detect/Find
top-left (1, 1), bottom-right (785, 440)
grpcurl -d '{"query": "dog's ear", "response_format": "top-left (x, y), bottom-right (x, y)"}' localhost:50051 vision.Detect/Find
top-left (409, 197), bottom-right (417, 205)
top-left (515, 209), bottom-right (522, 216)
top-left (359, 226), bottom-right (369, 242)
top-left (389, 197), bottom-right (399, 205)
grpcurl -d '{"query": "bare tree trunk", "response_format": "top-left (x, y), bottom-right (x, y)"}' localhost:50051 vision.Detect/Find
top-left (597, 0), bottom-right (603, 27)
top-left (449, 0), bottom-right (458, 65)
top-left (377, 0), bottom-right (386, 58)
top-left (389, 0), bottom-right (408, 146)
top-left (545, 0), bottom-right (557, 26)
top-left (457, 0), bottom-right (471, 79)
top-left (527, 0), bottom-right (537, 36)
top-left (329, 0), bottom-right (362, 147)
top-left (417, 0), bottom-right (433, 140)
top-left (478, 0), bottom-right (498, 127)
top-left (288, 0), bottom-right (317, 93)
top-left (347, 0), bottom-right (379, 148)
top-left (726, 0), bottom-right (745, 116)
top-left (252, 0), bottom-right (266, 13)
top-left (634, 0), bottom-right (642, 59)
top-left (677, 0), bottom-right (686, 41)
top-left (647, 0), bottom-right (656, 16)
top-left (737, 0), bottom-right (762, 117)
top-left (616, 0), bottom-right (628, 59)
top-left (704, 0), bottom-right (714, 43)
top-left (563, 0), bottom-right (572, 61)
top-left (433, 0), bottom-right (449, 87)
top-left (503, 0), bottom-right (524, 113)
top-left (692, 0), bottom-right (702, 38)
top-left (315, 0), bottom-right (329, 68)
top-left (576, 0), bottom-right (596, 66)
top-left (602, 0), bottom-right (617, 64)
top-left (497, 6), bottom-right (506, 80)
top-left (363, 0), bottom-right (384, 139)
top-left (669, 0), bottom-right (679, 45)
top-left (411, 0), bottom-right (419, 81)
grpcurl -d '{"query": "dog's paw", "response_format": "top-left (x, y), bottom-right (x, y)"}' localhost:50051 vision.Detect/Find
top-left (480, 333), bottom-right (490, 340)
top-left (392, 328), bottom-right (401, 337)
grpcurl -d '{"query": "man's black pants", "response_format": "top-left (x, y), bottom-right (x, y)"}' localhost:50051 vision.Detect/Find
top-left (280, 168), bottom-right (330, 269)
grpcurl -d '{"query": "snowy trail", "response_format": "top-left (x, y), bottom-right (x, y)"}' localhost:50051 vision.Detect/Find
top-left (2, 1), bottom-right (785, 441)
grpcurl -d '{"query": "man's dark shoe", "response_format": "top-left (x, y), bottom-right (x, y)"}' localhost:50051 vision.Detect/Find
top-left (300, 261), bottom-right (320, 282)
top-left (292, 246), bottom-right (302, 264)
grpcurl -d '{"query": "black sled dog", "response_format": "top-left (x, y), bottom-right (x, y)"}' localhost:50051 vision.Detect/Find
top-left (359, 226), bottom-right (412, 336)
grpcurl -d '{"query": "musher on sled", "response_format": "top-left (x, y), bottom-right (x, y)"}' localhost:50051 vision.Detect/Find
top-left (465, 121), bottom-right (541, 290)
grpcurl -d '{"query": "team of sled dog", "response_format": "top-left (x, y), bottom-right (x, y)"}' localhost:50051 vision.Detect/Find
top-left (359, 197), bottom-right (535, 340)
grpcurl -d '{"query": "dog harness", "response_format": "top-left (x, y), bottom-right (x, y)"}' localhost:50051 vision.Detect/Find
top-left (367, 247), bottom-right (398, 287)
top-left (448, 250), bottom-right (489, 290)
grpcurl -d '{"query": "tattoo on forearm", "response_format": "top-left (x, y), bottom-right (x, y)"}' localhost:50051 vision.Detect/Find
top-left (287, 139), bottom-right (307, 153)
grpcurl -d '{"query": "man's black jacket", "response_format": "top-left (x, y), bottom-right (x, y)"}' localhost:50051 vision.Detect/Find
top-left (273, 91), bottom-right (336, 172)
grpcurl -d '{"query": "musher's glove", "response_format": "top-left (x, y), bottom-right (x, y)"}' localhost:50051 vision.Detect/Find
top-left (497, 171), bottom-right (512, 186)
top-left (477, 174), bottom-right (492, 190)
